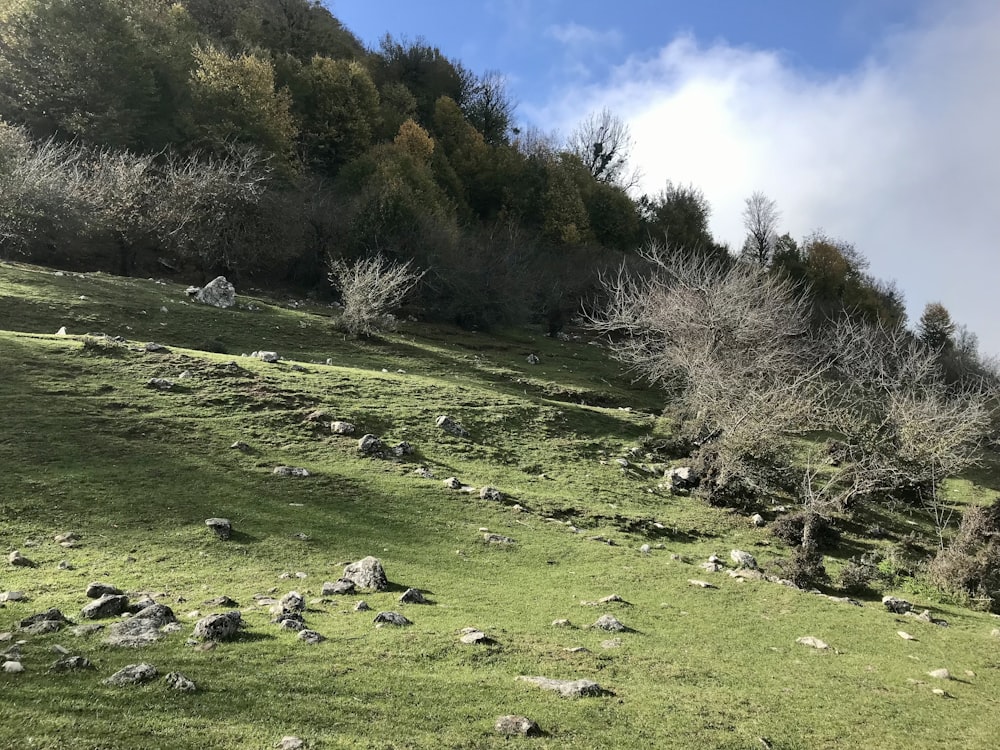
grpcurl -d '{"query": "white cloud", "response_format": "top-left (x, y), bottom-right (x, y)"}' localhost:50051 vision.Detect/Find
top-left (533, 0), bottom-right (1000, 353)
top-left (547, 22), bottom-right (623, 49)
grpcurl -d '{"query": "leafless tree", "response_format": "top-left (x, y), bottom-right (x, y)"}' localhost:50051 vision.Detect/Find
top-left (741, 190), bottom-right (780, 265)
top-left (567, 107), bottom-right (639, 190)
top-left (328, 254), bottom-right (424, 336)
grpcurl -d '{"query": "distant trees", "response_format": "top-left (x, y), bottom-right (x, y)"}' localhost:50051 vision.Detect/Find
top-left (567, 107), bottom-right (638, 190)
top-left (741, 191), bottom-right (780, 265)
top-left (640, 182), bottom-right (726, 261)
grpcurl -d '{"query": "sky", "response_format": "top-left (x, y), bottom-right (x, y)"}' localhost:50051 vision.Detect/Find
top-left (329, 0), bottom-right (1000, 354)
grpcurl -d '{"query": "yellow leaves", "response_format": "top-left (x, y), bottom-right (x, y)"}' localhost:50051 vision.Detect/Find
top-left (394, 119), bottom-right (434, 162)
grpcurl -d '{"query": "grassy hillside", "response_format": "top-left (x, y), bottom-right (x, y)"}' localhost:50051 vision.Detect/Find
top-left (1, 261), bottom-right (998, 750)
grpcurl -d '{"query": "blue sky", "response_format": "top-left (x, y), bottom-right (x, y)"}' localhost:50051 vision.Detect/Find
top-left (328, 1), bottom-right (1000, 355)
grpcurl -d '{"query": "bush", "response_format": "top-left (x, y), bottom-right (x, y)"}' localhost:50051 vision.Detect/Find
top-left (770, 511), bottom-right (840, 549)
top-left (837, 555), bottom-right (881, 595)
top-left (928, 500), bottom-right (1000, 611)
top-left (328, 254), bottom-right (423, 336)
top-left (774, 546), bottom-right (828, 588)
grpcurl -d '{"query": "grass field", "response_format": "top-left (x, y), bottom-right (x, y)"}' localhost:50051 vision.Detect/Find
top-left (2, 261), bottom-right (998, 749)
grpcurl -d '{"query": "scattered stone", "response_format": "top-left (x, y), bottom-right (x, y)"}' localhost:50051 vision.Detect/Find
top-left (907, 609), bottom-right (949, 627)
top-left (85, 582), bottom-right (123, 599)
top-left (479, 486), bottom-right (506, 502)
top-left (104, 663), bottom-right (158, 687)
top-left (50, 656), bottom-right (93, 671)
top-left (699, 562), bottom-right (724, 573)
top-left (750, 513), bottom-right (766, 527)
top-left (399, 588), bottom-right (427, 604)
top-left (483, 533), bottom-right (516, 546)
top-left (564, 646), bottom-right (589, 653)
top-left (321, 579), bottom-right (356, 596)
top-left (551, 619), bottom-right (573, 628)
top-left (0, 633), bottom-right (10, 642)
top-left (796, 636), bottom-right (830, 650)
top-left (516, 676), bottom-right (613, 698)
top-left (373, 611), bottom-right (411, 628)
top-left (342, 557), bottom-right (389, 592)
top-left (931, 688), bottom-right (951, 698)
top-left (164, 672), bottom-right (197, 692)
top-left (20, 609), bottom-right (71, 631)
top-left (255, 351), bottom-right (280, 363)
top-left (591, 614), bottom-right (628, 632)
top-left (459, 628), bottom-right (493, 645)
top-left (826, 596), bottom-right (862, 606)
top-left (991, 628), bottom-right (1000, 638)
top-left (601, 639), bottom-right (622, 649)
top-left (146, 378), bottom-right (173, 391)
top-left (526, 354), bottom-right (540, 365)
top-left (178, 370), bottom-right (192, 380)
top-left (435, 415), bottom-right (470, 438)
top-left (203, 596), bottom-right (238, 608)
top-left (273, 466), bottom-right (310, 478)
top-left (443, 477), bottom-right (462, 490)
top-left (106, 606), bottom-right (176, 648)
top-left (928, 668), bottom-right (951, 680)
top-left (666, 466), bottom-right (699, 491)
top-left (57, 560), bottom-right (73, 570)
top-left (276, 737), bottom-right (305, 750)
top-left (8, 550), bottom-right (36, 568)
top-left (193, 612), bottom-right (242, 641)
top-left (195, 276), bottom-right (236, 308)
top-left (414, 466), bottom-right (434, 479)
top-left (357, 434), bottom-right (383, 455)
top-left (640, 544), bottom-right (651, 554)
top-left (729, 568), bottom-right (765, 581)
top-left (353, 601), bottom-right (370, 612)
top-left (495, 715), bottom-right (542, 737)
top-left (688, 579), bottom-right (717, 589)
top-left (276, 616), bottom-right (305, 632)
top-left (144, 342), bottom-right (170, 353)
top-left (730, 550), bottom-right (759, 570)
top-left (883, 596), bottom-right (913, 614)
top-left (3, 661), bottom-right (24, 673)
top-left (898, 631), bottom-right (917, 641)
top-left (55, 326), bottom-right (68, 335)
top-left (53, 532), bottom-right (78, 545)
top-left (331, 420), bottom-right (356, 435)
top-left (81, 595), bottom-right (130, 620)
top-left (70, 624), bottom-right (103, 637)
top-left (0, 591), bottom-right (26, 603)
top-left (279, 592), bottom-right (305, 613)
top-left (588, 536), bottom-right (616, 546)
top-left (391, 441), bottom-right (414, 457)
top-left (297, 630), bottom-right (325, 645)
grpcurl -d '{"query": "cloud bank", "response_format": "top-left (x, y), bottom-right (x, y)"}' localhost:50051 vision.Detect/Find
top-left (533, 1), bottom-right (1000, 352)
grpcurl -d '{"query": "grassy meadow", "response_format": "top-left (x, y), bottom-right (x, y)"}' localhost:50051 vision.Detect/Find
top-left (1, 261), bottom-right (999, 749)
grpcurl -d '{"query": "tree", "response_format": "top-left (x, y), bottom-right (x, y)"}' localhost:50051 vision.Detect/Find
top-left (328, 254), bottom-right (424, 336)
top-left (917, 302), bottom-right (956, 352)
top-left (462, 70), bottom-right (515, 145)
top-left (640, 182), bottom-right (726, 261)
top-left (567, 108), bottom-right (638, 189)
top-left (372, 35), bottom-right (467, 126)
top-left (741, 191), bottom-right (780, 266)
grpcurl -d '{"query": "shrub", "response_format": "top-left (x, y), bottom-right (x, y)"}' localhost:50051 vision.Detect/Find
top-left (837, 555), bottom-right (881, 595)
top-left (774, 546), bottom-right (828, 588)
top-left (771, 512), bottom-right (840, 549)
top-left (928, 500), bottom-right (1000, 611)
top-left (327, 254), bottom-right (423, 336)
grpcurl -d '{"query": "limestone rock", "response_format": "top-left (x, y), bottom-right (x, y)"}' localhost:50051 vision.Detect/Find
top-left (146, 378), bottom-right (173, 391)
top-left (591, 614), bottom-right (628, 632)
top-left (193, 612), bottom-right (242, 641)
top-left (195, 276), bottom-right (236, 308)
top-left (0, 591), bottom-right (26, 603)
top-left (321, 579), bottom-right (356, 596)
top-left (343, 557), bottom-right (388, 592)
top-left (883, 596), bottom-right (913, 614)
top-left (483, 533), bottom-right (516, 546)
top-left (3, 660), bottom-right (24, 673)
top-left (144, 342), bottom-right (170, 353)
top-left (399, 588), bottom-right (427, 604)
top-left (255, 351), bottom-right (280, 363)
top-left (459, 628), bottom-right (493, 645)
top-left (164, 672), bottom-right (197, 691)
top-left (8, 550), bottom-right (36, 568)
top-left (86, 582), bottom-right (123, 599)
top-left (353, 601), bottom-right (370, 612)
top-left (373, 611), bottom-right (411, 627)
top-left (104, 663), bottom-right (158, 687)
top-left (204, 518), bottom-right (233, 540)
top-left (796, 636), bottom-right (830, 650)
top-left (276, 738), bottom-right (305, 750)
top-left (442, 477), bottom-right (462, 490)
top-left (666, 466), bottom-right (699, 491)
top-left (297, 630), bottom-right (325, 645)
top-left (20, 608), bottom-right (71, 630)
top-left (331, 421), bottom-right (356, 435)
top-left (435, 415), bottom-right (470, 438)
top-left (81, 595), bottom-right (130, 620)
top-left (516, 676), bottom-right (613, 698)
top-left (495, 715), bottom-right (541, 737)
top-left (106, 618), bottom-right (162, 648)
top-left (357, 434), bottom-right (383, 455)
top-left (928, 668), bottom-right (951, 680)
top-left (688, 579), bottom-right (717, 589)
top-left (479, 486), bottom-right (506, 502)
top-left (898, 631), bottom-right (917, 641)
top-left (730, 549), bottom-right (759, 570)
top-left (526, 354), bottom-right (540, 365)
top-left (279, 592), bottom-right (305, 613)
top-left (750, 513), bottom-right (766, 527)
top-left (273, 466), bottom-right (310, 478)
top-left (50, 655), bottom-right (93, 671)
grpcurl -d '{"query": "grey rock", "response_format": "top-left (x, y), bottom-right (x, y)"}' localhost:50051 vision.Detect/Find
top-left (373, 611), bottom-right (411, 627)
top-left (483, 533), bottom-right (516, 545)
top-left (796, 636), bottom-right (830, 650)
top-left (8, 550), bottom-right (36, 568)
top-left (343, 557), bottom-right (389, 592)
top-left (146, 378), bottom-right (173, 391)
top-left (414, 466), bottom-right (434, 479)
top-left (459, 628), bottom-right (493, 645)
top-left (273, 466), bottom-right (310, 477)
top-left (255, 351), bottom-right (280, 363)
top-left (928, 668), bottom-right (951, 680)
top-left (688, 579), bottom-right (717, 589)
top-left (3, 660), bottom-right (24, 673)
top-left (230, 441), bottom-right (250, 452)
top-left (666, 466), bottom-right (699, 490)
top-left (699, 562), bottom-right (724, 572)
top-left (195, 276), bottom-right (236, 308)
top-left (883, 596), bottom-right (913, 614)
top-left (435, 415), bottom-right (470, 438)
top-left (205, 518), bottom-right (232, 540)
top-left (321, 579), bottom-right (355, 596)
top-left (479, 486), bottom-right (506, 502)
top-left (106, 619), bottom-right (162, 648)
top-left (357, 434), bottom-right (383, 455)
top-left (730, 549), bottom-right (759, 570)
top-left (639, 544), bottom-right (651, 554)
top-left (203, 596), bottom-right (238, 608)
top-left (495, 715), bottom-right (542, 737)
top-left (331, 421), bottom-right (356, 435)
top-left (391, 441), bottom-right (414, 457)
top-left (591, 614), bottom-right (628, 632)
top-left (50, 655), bottom-right (93, 671)
top-left (53, 532), bottom-right (78, 545)
top-left (86, 582), bottom-right (123, 599)
top-left (279, 591), bottom-right (305, 613)
top-left (0, 591), bottom-right (26, 603)
top-left (276, 738), bottom-right (305, 750)
top-left (442, 477), bottom-right (462, 490)
top-left (144, 342), bottom-right (170, 353)
top-left (399, 588), bottom-right (427, 604)
top-left (70, 624), bottom-right (103, 637)
top-left (353, 601), bottom-right (370, 612)
top-left (297, 629), bottom-right (325, 645)
top-left (164, 672), bottom-right (197, 691)
top-left (131, 604), bottom-right (176, 627)
top-left (516, 676), bottom-right (613, 698)
top-left (193, 612), bottom-right (242, 641)
top-left (526, 354), bottom-right (540, 365)
top-left (81, 595), bottom-right (130, 620)
top-left (104, 663), bottom-right (158, 687)
top-left (551, 619), bottom-right (573, 628)
top-left (276, 616), bottom-right (305, 632)
top-left (601, 638), bottom-right (622, 649)
top-left (750, 513), bottom-right (766, 527)
top-left (20, 608), bottom-right (71, 630)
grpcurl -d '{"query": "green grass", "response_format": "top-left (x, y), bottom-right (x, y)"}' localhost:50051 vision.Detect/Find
top-left (2, 261), bottom-right (999, 749)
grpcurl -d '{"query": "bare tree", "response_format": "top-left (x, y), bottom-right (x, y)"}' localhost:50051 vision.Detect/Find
top-left (741, 191), bottom-right (780, 266)
top-left (567, 107), bottom-right (639, 190)
top-left (328, 254), bottom-right (424, 336)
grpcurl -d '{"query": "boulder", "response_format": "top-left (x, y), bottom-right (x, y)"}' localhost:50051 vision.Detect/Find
top-left (0, 591), bottom-right (26, 603)
top-left (391, 442), bottom-right (414, 457)
top-left (399, 588), bottom-right (427, 604)
top-left (516, 676), bottom-right (613, 698)
top-left (666, 466), bottom-right (699, 490)
top-left (373, 611), bottom-right (411, 627)
top-left (591, 614), bottom-right (628, 632)
top-left (882, 596), bottom-right (913, 614)
top-left (105, 618), bottom-right (162, 648)
top-left (205, 518), bottom-right (232, 540)
top-left (164, 672), bottom-right (197, 692)
top-left (479, 486), bottom-right (505, 502)
top-left (279, 592), bottom-right (305, 613)
top-left (85, 582), bottom-right (123, 599)
top-left (20, 609), bottom-right (71, 630)
top-left (343, 557), bottom-right (388, 592)
top-left (8, 550), bottom-right (36, 568)
top-left (321, 579), bottom-right (356, 596)
top-left (3, 661), bottom-right (24, 673)
top-left (81, 595), bottom-right (129, 620)
top-left (193, 611), bottom-right (242, 641)
top-left (195, 277), bottom-right (236, 308)
top-left (50, 656), bottom-right (93, 671)
top-left (276, 738), bottom-right (305, 750)
top-left (495, 715), bottom-right (542, 737)
top-left (297, 630), bottom-right (325, 645)
top-left (483, 533), bottom-right (516, 546)
top-left (459, 628), bottom-right (494, 645)
top-left (146, 378), bottom-right (173, 391)
top-left (273, 466), bottom-right (310, 477)
top-left (435, 415), bottom-right (470, 438)
top-left (730, 549), bottom-right (759, 570)
top-left (331, 421), bottom-right (356, 435)
top-left (104, 663), bottom-right (158, 687)
top-left (357, 434), bottom-right (383, 455)
top-left (750, 514), bottom-right (766, 527)
top-left (796, 636), bottom-right (830, 650)
top-left (255, 351), bottom-right (280, 363)
top-left (442, 477), bottom-right (462, 490)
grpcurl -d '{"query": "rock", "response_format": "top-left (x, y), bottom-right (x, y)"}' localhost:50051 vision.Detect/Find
top-left (85, 582), bottom-right (123, 599)
top-left (928, 668), bottom-right (951, 680)
top-left (343, 557), bottom-right (389, 592)
top-left (55, 326), bottom-right (68, 335)
top-left (144, 342), bottom-right (170, 353)
top-left (435, 415), bottom-right (470, 438)
top-left (516, 676), bottom-right (613, 698)
top-left (193, 612), bottom-right (242, 641)
top-left (373, 611), bottom-right (411, 627)
top-left (195, 276), bottom-right (236, 308)
top-left (897, 631), bottom-right (917, 641)
top-left (273, 466), bottom-right (310, 477)
top-left (70, 624), bottom-right (103, 637)
top-left (321, 579), bottom-right (356, 596)
top-left (146, 378), bottom-right (173, 391)
top-left (255, 351), bottom-right (280, 363)
top-left (882, 596), bottom-right (913, 614)
top-left (991, 628), bottom-right (1000, 638)
top-left (279, 592), bottom-right (305, 613)
top-left (3, 661), bottom-right (24, 673)
top-left (107, 618), bottom-right (163, 648)
top-left (353, 601), bottom-right (370, 612)
top-left (132, 604), bottom-right (176, 627)
top-left (8, 550), bottom-right (36, 568)
top-left (551, 619), bottom-right (573, 628)
top-left (483, 533), bottom-right (516, 546)
top-left (164, 672), bottom-right (197, 692)
top-left (53, 532), bottom-right (78, 545)
top-left (203, 596), bottom-right (239, 608)
top-left (459, 628), bottom-right (493, 645)
top-left (796, 636), bottom-right (830, 650)
top-left (20, 609), bottom-right (71, 630)
top-left (699, 562), bottom-right (724, 573)
top-left (591, 614), bottom-right (628, 632)
top-left (230, 441), bottom-right (251, 451)
top-left (730, 550), bottom-right (759, 570)
top-left (357, 434), bottom-right (383, 455)
top-left (399, 588), bottom-right (427, 604)
top-left (750, 513), bottom-right (766, 527)
top-left (640, 544), bottom-right (651, 554)
top-left (331, 421), bottom-right (356, 435)
top-left (479, 486), bottom-right (506, 502)
top-left (304, 410), bottom-right (330, 423)
top-left (414, 466), bottom-right (434, 479)
top-left (442, 477), bottom-right (462, 490)
top-left (391, 441), bottom-right (414, 457)
top-left (495, 715), bottom-right (542, 737)
top-left (104, 663), bottom-right (158, 687)
top-left (526, 354), bottom-right (540, 365)
top-left (50, 656), bottom-right (93, 671)
top-left (666, 466), bottom-right (699, 490)
top-left (276, 737), bottom-right (305, 750)
top-left (688, 579), bottom-right (717, 589)
top-left (275, 615), bottom-right (305, 632)
top-left (601, 639), bottom-right (622, 649)
top-left (81, 595), bottom-right (130, 620)
top-left (0, 591), bottom-right (26, 603)
top-left (297, 630), bottom-right (325, 645)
